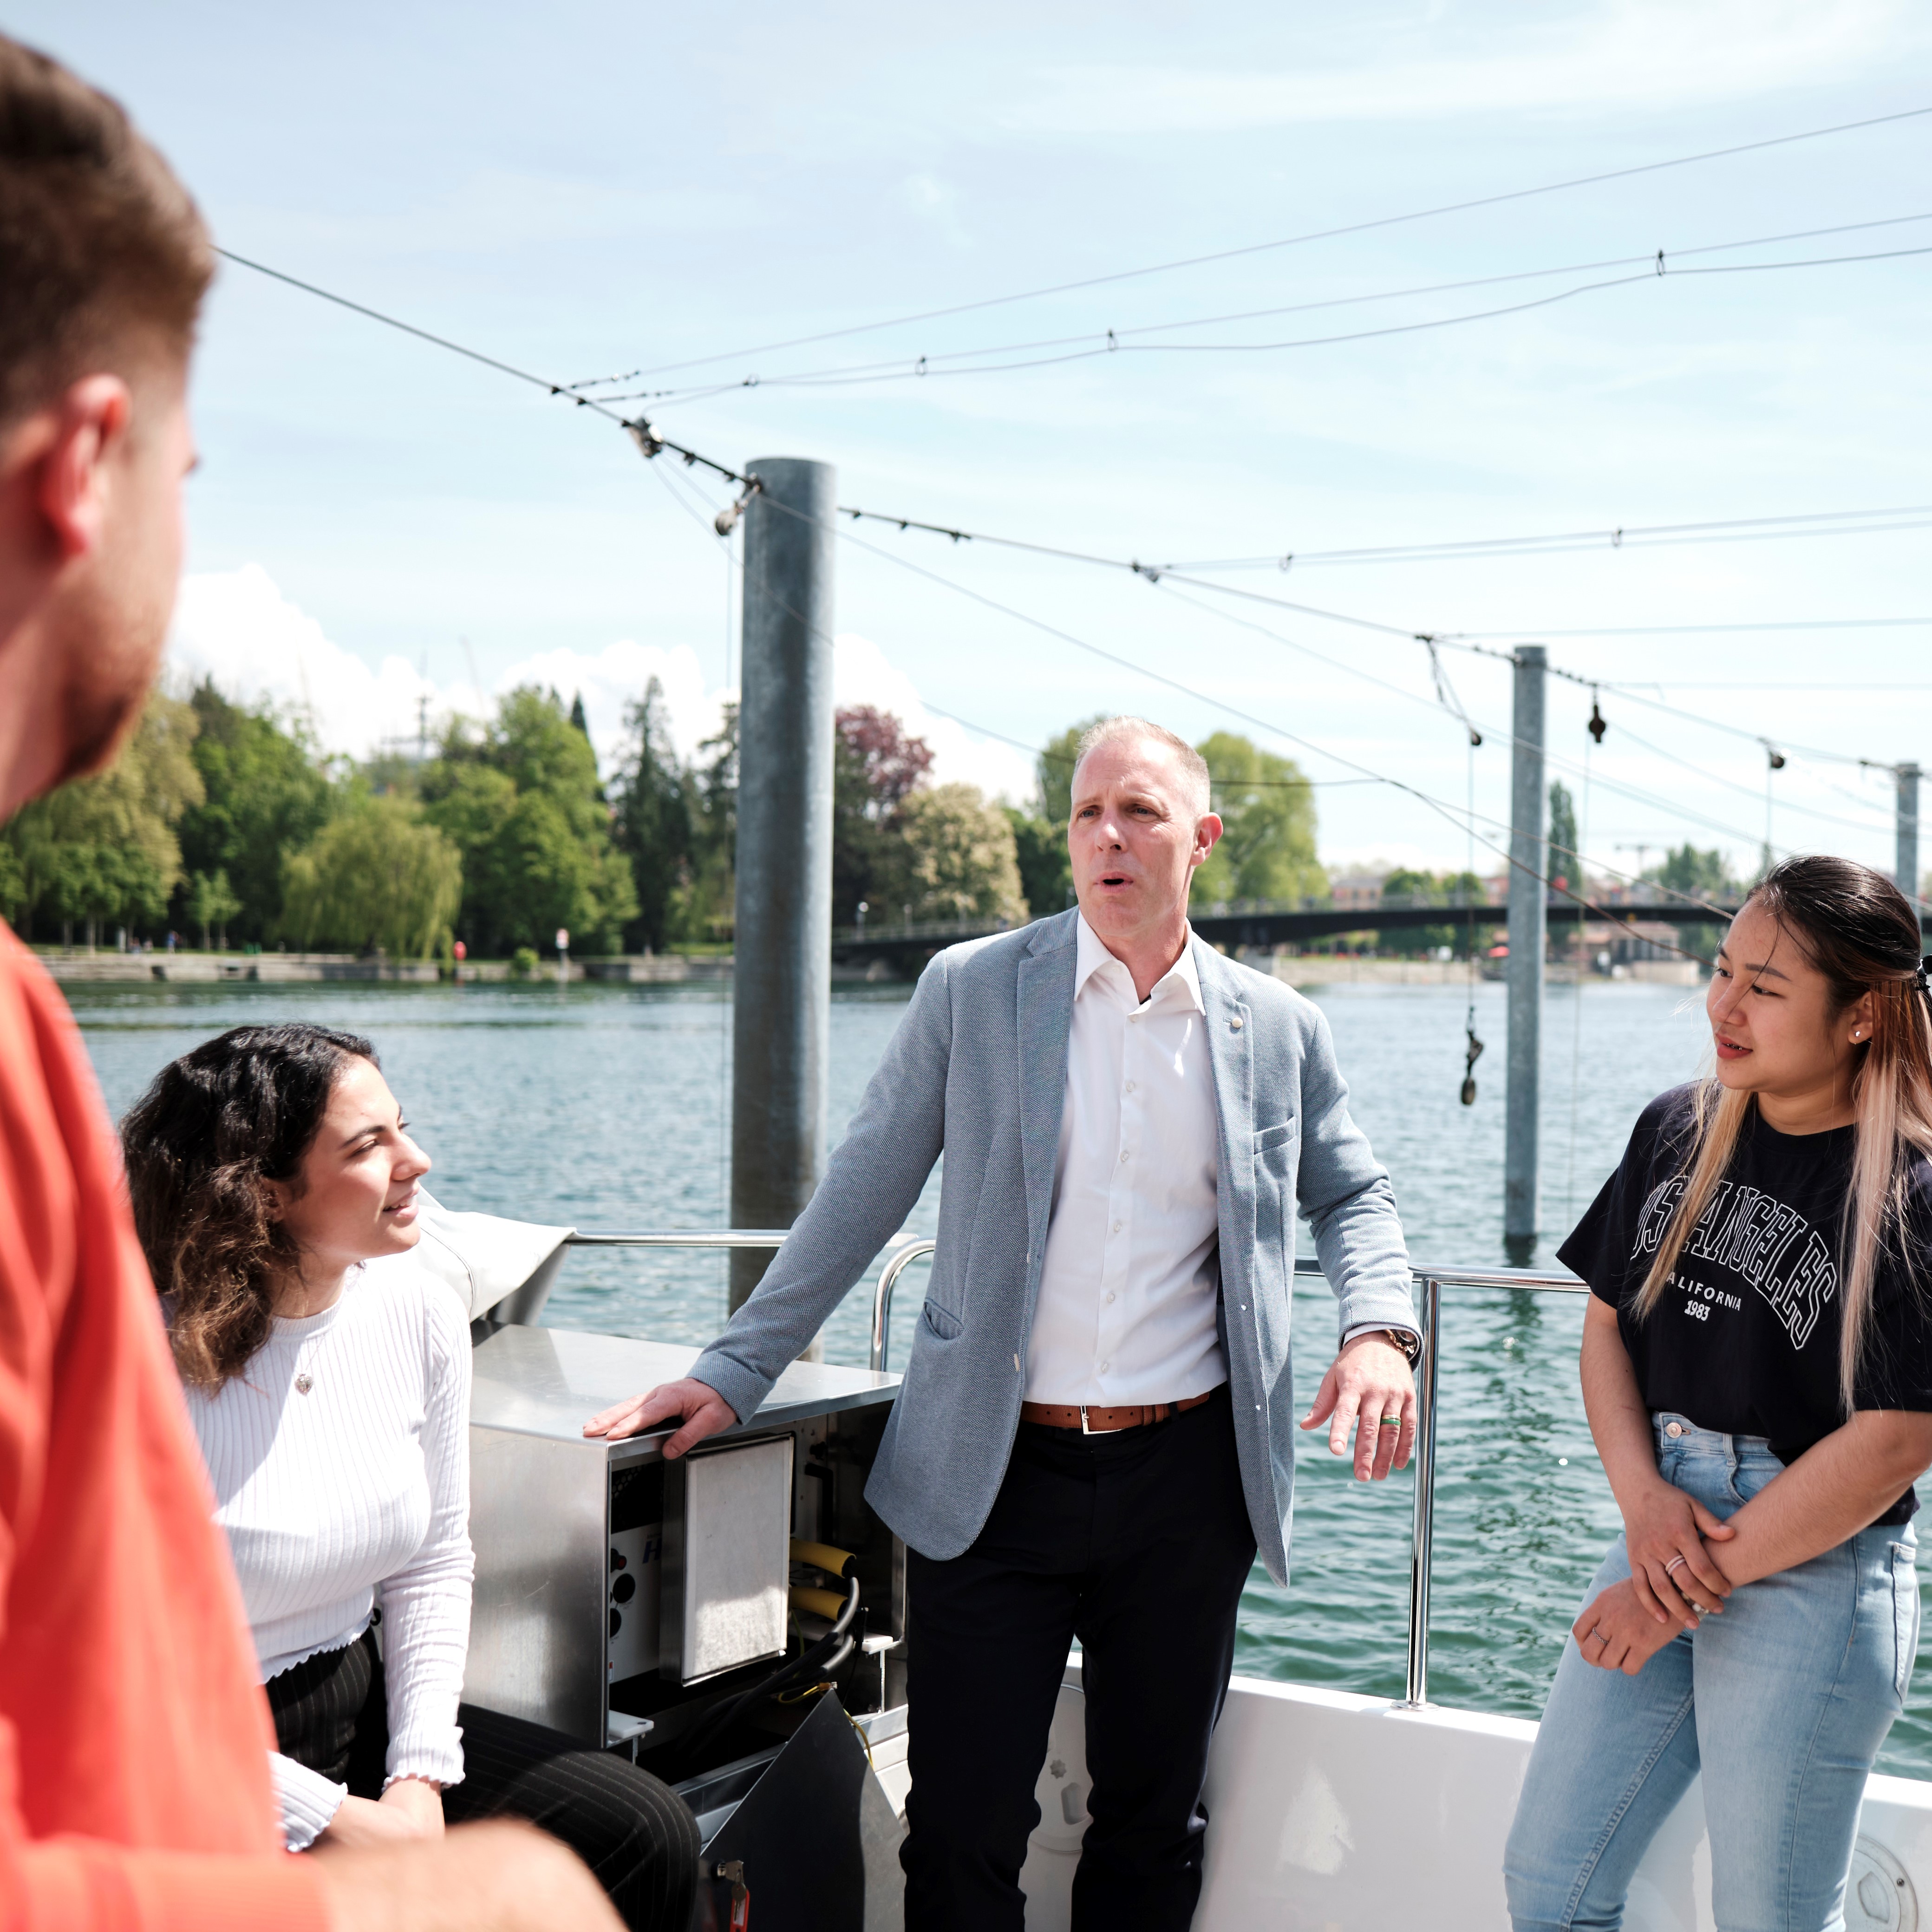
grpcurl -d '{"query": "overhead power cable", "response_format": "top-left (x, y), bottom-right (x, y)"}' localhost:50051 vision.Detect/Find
top-left (818, 495), bottom-right (1868, 858)
top-left (614, 103), bottom-right (1932, 381)
top-left (209, 247), bottom-right (757, 494)
top-left (763, 503), bottom-right (1733, 961)
top-left (629, 233), bottom-right (1932, 398)
top-left (215, 246), bottom-right (1921, 796)
top-left (599, 211), bottom-right (1932, 401)
top-left (1162, 502), bottom-right (1932, 573)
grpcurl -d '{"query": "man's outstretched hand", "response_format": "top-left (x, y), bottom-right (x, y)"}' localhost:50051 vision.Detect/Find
top-left (583, 1376), bottom-right (738, 1457)
top-left (1299, 1334), bottom-right (1417, 1481)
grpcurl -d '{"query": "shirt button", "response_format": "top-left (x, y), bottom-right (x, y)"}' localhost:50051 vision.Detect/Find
top-left (1665, 1422), bottom-right (1683, 1437)
top-left (1129, 1015), bottom-right (1141, 1025)
top-left (1111, 1220), bottom-right (1122, 1234)
top-left (1125, 1081), bottom-right (1136, 1094)
top-left (1100, 1360), bottom-right (1111, 1373)
top-left (1106, 1292), bottom-right (1116, 1304)
top-left (1119, 1150), bottom-right (1130, 1163)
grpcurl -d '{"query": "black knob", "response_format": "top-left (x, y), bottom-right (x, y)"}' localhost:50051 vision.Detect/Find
top-left (610, 1608), bottom-right (622, 1638)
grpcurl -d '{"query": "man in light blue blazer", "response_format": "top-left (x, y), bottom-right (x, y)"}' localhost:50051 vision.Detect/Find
top-left (588, 717), bottom-right (1418, 1930)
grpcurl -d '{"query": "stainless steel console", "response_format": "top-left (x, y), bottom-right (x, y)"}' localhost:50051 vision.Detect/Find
top-left (466, 1324), bottom-right (902, 1749)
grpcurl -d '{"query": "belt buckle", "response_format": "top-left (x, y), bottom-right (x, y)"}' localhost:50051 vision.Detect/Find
top-left (1079, 1404), bottom-right (1094, 1436)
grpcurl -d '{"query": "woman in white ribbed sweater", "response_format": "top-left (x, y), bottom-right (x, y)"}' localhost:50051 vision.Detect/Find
top-left (121, 1023), bottom-right (697, 1931)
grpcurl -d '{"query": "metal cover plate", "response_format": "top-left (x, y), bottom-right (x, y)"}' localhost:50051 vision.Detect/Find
top-left (671, 1436), bottom-right (793, 1684)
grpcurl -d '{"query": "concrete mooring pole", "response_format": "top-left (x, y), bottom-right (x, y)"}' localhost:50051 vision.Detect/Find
top-left (730, 457), bottom-right (836, 1320)
top-left (1899, 762), bottom-right (1922, 929)
top-left (1504, 646), bottom-right (1547, 1265)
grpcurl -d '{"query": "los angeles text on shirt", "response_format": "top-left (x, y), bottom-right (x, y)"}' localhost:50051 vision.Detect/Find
top-left (1634, 1175), bottom-right (1838, 1350)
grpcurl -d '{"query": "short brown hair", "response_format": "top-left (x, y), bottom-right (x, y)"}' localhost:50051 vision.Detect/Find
top-left (1071, 716), bottom-right (1213, 817)
top-left (0, 35), bottom-right (211, 426)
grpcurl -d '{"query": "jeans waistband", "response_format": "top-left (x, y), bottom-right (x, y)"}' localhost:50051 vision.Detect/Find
top-left (1651, 1410), bottom-right (1777, 1462)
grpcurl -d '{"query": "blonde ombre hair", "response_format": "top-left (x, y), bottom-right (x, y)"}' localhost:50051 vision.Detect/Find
top-left (1635, 855), bottom-right (1932, 1413)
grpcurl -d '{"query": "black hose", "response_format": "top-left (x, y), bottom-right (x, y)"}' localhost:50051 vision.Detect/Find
top-left (676, 1575), bottom-right (861, 1765)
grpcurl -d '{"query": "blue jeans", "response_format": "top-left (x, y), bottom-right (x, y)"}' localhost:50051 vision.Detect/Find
top-left (1504, 1414), bottom-right (1920, 1932)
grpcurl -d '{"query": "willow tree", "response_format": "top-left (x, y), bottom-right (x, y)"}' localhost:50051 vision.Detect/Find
top-left (281, 794), bottom-right (463, 959)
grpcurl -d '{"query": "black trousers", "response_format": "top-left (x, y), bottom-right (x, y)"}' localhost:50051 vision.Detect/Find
top-left (268, 1630), bottom-right (699, 1932)
top-left (900, 1386), bottom-right (1258, 1932)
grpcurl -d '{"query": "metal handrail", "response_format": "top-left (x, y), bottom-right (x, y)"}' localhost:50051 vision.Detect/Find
top-left (560, 1227), bottom-right (934, 1377)
top-left (565, 1229), bottom-right (793, 1248)
top-left (562, 1229), bottom-right (1587, 1708)
top-left (1372, 1261), bottom-right (1585, 1708)
top-left (871, 1240), bottom-right (936, 1372)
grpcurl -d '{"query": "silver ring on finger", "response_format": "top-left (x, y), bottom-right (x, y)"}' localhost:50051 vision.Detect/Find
top-left (1664, 1555), bottom-right (1689, 1578)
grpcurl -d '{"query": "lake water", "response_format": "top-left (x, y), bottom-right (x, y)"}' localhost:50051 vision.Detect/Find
top-left (66, 969), bottom-right (1932, 1779)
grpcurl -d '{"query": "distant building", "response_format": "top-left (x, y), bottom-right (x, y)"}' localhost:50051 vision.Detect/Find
top-left (1328, 869), bottom-right (1387, 912)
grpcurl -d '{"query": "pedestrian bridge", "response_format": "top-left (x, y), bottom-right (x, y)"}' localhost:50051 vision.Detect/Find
top-left (831, 897), bottom-right (1742, 975)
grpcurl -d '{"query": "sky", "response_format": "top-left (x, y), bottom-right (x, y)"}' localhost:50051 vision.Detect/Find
top-left (17, 0), bottom-right (1932, 881)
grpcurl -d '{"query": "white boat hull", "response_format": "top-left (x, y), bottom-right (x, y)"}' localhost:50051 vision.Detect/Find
top-left (1009, 1674), bottom-right (1932, 1930)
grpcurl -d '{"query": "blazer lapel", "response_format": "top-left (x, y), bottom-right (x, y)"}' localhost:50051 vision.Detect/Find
top-left (1016, 925), bottom-right (1077, 1261)
top-left (1196, 940), bottom-right (1254, 1199)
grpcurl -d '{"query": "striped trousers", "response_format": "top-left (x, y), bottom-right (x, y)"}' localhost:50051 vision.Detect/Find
top-left (268, 1630), bottom-right (699, 1932)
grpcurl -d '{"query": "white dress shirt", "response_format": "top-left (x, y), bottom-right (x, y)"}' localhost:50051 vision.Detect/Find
top-left (1026, 915), bottom-right (1228, 1406)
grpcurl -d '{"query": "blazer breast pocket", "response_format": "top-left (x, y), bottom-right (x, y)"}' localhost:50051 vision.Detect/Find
top-left (1254, 1119), bottom-right (1299, 1163)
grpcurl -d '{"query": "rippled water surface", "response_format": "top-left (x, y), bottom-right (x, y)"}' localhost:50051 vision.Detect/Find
top-left (68, 969), bottom-right (1932, 1778)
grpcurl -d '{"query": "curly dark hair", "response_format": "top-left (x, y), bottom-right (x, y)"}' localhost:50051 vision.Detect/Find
top-left (121, 1023), bottom-right (378, 1388)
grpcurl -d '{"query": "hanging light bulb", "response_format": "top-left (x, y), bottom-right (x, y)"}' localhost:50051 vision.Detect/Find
top-left (1587, 693), bottom-right (1607, 744)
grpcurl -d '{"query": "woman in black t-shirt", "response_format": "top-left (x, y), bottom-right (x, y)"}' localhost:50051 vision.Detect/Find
top-left (1504, 855), bottom-right (1932, 1932)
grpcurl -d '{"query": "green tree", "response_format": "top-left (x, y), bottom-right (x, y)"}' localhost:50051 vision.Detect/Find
top-left (1, 692), bottom-right (203, 944)
top-left (281, 794), bottom-right (463, 959)
top-left (611, 677), bottom-right (694, 953)
top-left (1648, 842), bottom-right (1739, 960)
top-left (673, 703), bottom-right (737, 944)
top-left (421, 686), bottom-right (637, 955)
top-left (0, 841), bottom-right (24, 929)
top-left (174, 681), bottom-right (335, 945)
top-left (1036, 716), bottom-right (1107, 828)
top-left (187, 868), bottom-right (241, 950)
top-left (1005, 807), bottom-right (1068, 919)
top-left (1547, 780), bottom-right (1580, 889)
top-left (1369, 866), bottom-right (1496, 956)
top-left (1190, 732), bottom-right (1322, 909)
top-left (875, 783), bottom-right (1026, 925)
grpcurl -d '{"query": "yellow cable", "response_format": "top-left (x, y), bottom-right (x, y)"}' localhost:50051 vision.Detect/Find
top-left (789, 1538), bottom-right (855, 1578)
top-left (789, 1584), bottom-right (848, 1623)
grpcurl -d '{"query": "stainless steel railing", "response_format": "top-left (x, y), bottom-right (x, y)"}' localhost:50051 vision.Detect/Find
top-left (558, 1228), bottom-right (933, 1368)
top-left (562, 1229), bottom-right (1585, 1710)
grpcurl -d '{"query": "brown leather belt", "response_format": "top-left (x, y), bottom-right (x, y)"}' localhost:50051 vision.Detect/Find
top-left (1019, 1389), bottom-right (1219, 1436)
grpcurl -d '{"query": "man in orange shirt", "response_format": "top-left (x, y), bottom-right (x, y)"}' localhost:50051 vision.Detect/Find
top-left (0, 36), bottom-right (622, 1932)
